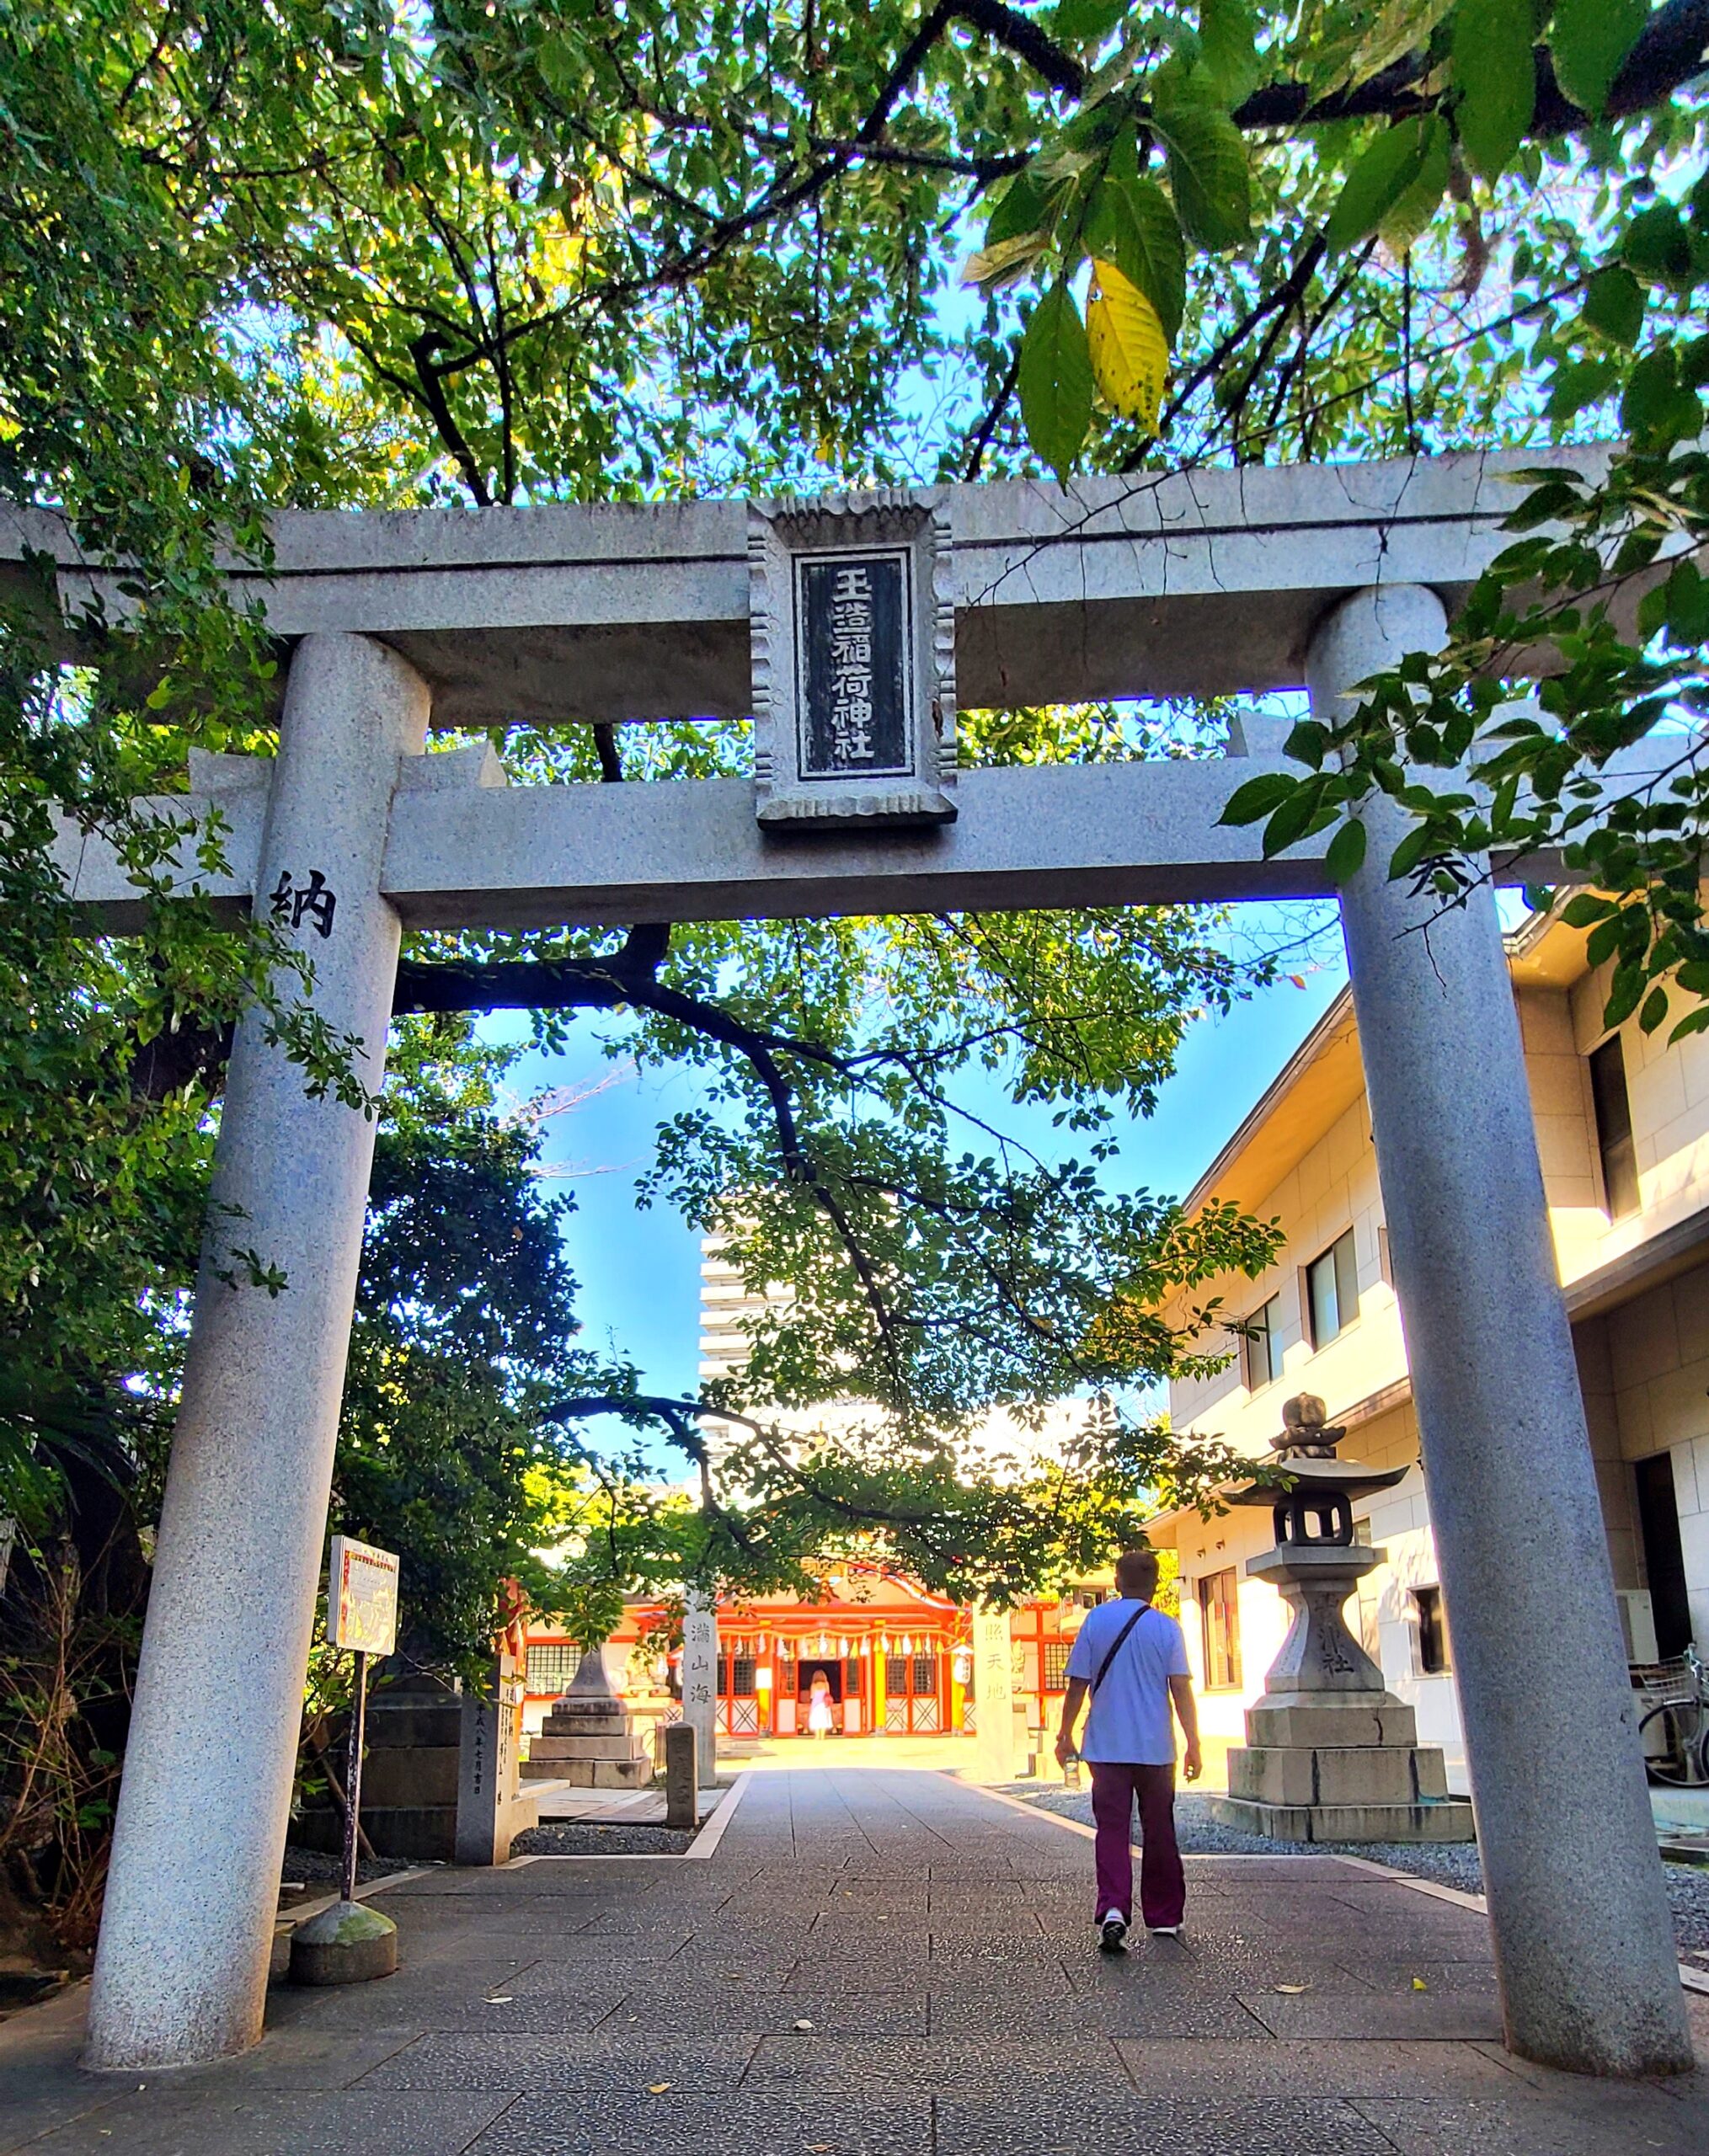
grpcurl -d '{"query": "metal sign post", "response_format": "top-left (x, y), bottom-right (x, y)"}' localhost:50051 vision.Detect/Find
top-left (340, 1648), bottom-right (370, 1907)
top-left (291, 1535), bottom-right (401, 1987)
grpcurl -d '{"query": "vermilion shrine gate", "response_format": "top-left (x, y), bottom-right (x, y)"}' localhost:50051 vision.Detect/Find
top-left (8, 450), bottom-right (1696, 2079)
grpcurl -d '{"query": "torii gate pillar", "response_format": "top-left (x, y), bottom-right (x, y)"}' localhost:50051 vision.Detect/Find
top-left (1320, 585), bottom-right (1692, 2077)
top-left (84, 634), bottom-right (429, 2068)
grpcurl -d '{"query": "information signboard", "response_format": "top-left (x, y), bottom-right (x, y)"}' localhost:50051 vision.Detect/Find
top-left (327, 1534), bottom-right (399, 1657)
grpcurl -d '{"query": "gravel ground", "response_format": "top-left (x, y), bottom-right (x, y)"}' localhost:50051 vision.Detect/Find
top-left (511, 1820), bottom-right (698, 1855)
top-left (1004, 1785), bottom-right (1709, 1965)
top-left (281, 1842), bottom-right (414, 1888)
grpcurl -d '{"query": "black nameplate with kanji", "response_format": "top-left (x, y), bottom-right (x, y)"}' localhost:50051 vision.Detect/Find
top-left (796, 552), bottom-right (911, 780)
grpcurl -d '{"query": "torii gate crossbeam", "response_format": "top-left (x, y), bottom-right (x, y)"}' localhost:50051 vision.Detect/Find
top-left (22, 451), bottom-right (1685, 2081)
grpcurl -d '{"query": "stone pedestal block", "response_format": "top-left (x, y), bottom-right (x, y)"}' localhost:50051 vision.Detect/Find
top-left (664, 1723), bottom-right (699, 1829)
top-left (1215, 1796), bottom-right (1478, 1844)
top-left (1216, 1542), bottom-right (1473, 1846)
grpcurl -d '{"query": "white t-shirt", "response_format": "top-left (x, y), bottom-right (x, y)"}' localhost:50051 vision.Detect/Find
top-left (1065, 1598), bottom-right (1189, 1764)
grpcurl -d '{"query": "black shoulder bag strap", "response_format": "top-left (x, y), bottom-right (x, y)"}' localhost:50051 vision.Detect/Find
top-left (1089, 1604), bottom-right (1149, 1695)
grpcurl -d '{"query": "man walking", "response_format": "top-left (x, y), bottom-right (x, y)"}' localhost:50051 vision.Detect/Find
top-left (1055, 1547), bottom-right (1201, 1952)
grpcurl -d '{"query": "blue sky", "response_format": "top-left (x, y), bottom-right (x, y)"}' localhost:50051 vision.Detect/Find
top-left (491, 900), bottom-right (1350, 1400)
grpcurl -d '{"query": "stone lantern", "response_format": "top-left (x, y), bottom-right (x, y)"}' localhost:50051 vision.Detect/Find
top-left (1212, 1395), bottom-right (1475, 1844)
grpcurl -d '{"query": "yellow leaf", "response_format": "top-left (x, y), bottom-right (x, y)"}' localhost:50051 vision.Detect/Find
top-left (1086, 259), bottom-right (1169, 431)
top-left (649, 2083), bottom-right (671, 2094)
top-left (1412, 1977), bottom-right (1429, 1990)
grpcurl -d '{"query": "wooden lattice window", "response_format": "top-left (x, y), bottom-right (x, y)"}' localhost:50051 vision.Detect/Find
top-left (526, 1642), bottom-right (579, 1694)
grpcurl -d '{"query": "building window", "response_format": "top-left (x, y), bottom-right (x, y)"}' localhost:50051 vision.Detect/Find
top-left (526, 1641), bottom-right (579, 1694)
top-left (1635, 1452), bottom-right (1693, 1658)
top-left (1306, 1229), bottom-right (1359, 1349)
top-left (1589, 1035), bottom-right (1640, 1219)
top-left (1198, 1568), bottom-right (1242, 1689)
top-left (1042, 1641), bottom-right (1072, 1691)
top-left (1414, 1587), bottom-right (1451, 1675)
top-left (1242, 1292), bottom-right (1282, 1390)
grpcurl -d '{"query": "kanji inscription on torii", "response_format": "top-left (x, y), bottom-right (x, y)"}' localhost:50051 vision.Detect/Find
top-left (798, 553), bottom-right (909, 777)
top-left (749, 489), bottom-right (957, 830)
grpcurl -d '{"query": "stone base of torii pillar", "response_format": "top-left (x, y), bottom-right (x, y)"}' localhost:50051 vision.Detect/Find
top-left (1215, 1542), bottom-right (1475, 1844)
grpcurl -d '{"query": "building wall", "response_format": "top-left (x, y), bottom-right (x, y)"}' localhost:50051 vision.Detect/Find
top-left (1167, 958), bottom-right (1709, 1786)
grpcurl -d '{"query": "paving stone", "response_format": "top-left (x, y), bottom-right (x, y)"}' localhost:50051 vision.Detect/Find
top-left (1349, 2094), bottom-right (1709, 2155)
top-left (744, 2034), bottom-right (1133, 2091)
top-left (462, 2089), bottom-right (931, 2155)
top-left (998, 1991), bottom-right (1277, 2039)
top-left (929, 1935), bottom-right (1073, 1967)
top-left (509, 1956), bottom-right (788, 1996)
top-left (934, 2095), bottom-right (1397, 2155)
top-left (354, 2031), bottom-right (756, 2091)
top-left (0, 2062), bottom-right (125, 2155)
top-left (603, 1989), bottom-right (931, 2036)
top-left (1330, 1956), bottom-right (1501, 1994)
top-left (1113, 2037), bottom-right (1524, 2097)
top-left (8, 2089), bottom-right (511, 2156)
top-left (1242, 1990), bottom-right (1506, 2041)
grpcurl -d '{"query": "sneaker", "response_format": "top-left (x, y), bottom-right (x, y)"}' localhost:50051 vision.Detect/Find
top-left (1148, 1924), bottom-right (1183, 1940)
top-left (1097, 1910), bottom-right (1129, 1954)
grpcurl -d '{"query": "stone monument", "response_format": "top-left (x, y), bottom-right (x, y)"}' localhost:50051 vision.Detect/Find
top-left (455, 1644), bottom-right (540, 1863)
top-left (1213, 1396), bottom-right (1475, 1844)
top-left (521, 1643), bottom-right (652, 1790)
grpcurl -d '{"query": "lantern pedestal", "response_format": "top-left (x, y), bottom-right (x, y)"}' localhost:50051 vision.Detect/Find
top-left (1214, 1543), bottom-right (1475, 1843)
top-left (522, 1644), bottom-right (653, 1790)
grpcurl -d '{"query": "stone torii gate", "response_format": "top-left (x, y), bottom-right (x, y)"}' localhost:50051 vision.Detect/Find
top-left (15, 451), bottom-right (1692, 2078)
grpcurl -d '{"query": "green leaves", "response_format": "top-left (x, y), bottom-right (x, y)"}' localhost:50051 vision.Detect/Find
top-left (1581, 265), bottom-right (1645, 349)
top-left (1323, 817), bottom-right (1368, 887)
top-left (1450, 0), bottom-right (1535, 184)
top-left (1551, 0), bottom-right (1648, 117)
top-left (1151, 83), bottom-right (1251, 251)
top-left (1380, 115), bottom-right (1452, 255)
top-left (1219, 771), bottom-right (1295, 825)
top-left (1624, 202), bottom-right (1694, 286)
top-left (1197, 0), bottom-right (1263, 105)
top-left (1621, 345), bottom-right (1702, 448)
top-left (1326, 114), bottom-right (1448, 256)
top-left (1019, 281), bottom-right (1094, 481)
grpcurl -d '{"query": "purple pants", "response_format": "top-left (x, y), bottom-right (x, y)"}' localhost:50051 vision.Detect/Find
top-left (1088, 1760), bottom-right (1185, 1929)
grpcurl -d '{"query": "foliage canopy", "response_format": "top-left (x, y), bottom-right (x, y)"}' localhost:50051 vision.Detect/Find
top-left (3, 0), bottom-right (1707, 1643)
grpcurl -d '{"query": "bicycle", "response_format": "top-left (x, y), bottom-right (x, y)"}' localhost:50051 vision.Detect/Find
top-left (1633, 1645), bottom-right (1709, 1787)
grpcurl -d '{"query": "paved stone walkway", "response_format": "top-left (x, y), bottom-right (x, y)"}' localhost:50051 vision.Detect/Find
top-left (3, 1768), bottom-right (1707, 2154)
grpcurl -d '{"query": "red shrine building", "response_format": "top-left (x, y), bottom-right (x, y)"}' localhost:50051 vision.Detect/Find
top-left (522, 1561), bottom-right (1110, 1749)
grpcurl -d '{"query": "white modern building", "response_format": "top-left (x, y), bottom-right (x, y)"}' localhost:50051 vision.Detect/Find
top-left (1151, 900), bottom-right (1709, 1792)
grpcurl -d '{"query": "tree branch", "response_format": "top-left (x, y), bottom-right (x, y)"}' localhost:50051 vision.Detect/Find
top-left (1231, 1), bottom-right (1709, 134)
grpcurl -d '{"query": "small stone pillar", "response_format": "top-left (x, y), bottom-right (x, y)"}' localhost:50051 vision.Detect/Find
top-left (521, 1644), bottom-right (651, 1790)
top-left (971, 1606), bottom-right (1017, 1783)
top-left (681, 1588), bottom-right (718, 1778)
top-left (1215, 1397), bottom-right (1472, 1844)
top-left (664, 1722), bottom-right (700, 1829)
